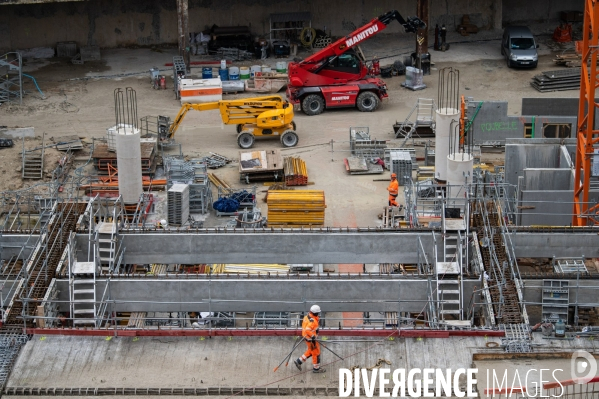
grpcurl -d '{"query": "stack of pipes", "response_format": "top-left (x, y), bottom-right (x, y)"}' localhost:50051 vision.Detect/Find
top-left (284, 156), bottom-right (308, 186)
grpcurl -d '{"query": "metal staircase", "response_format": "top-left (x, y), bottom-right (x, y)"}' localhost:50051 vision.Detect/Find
top-left (21, 135), bottom-right (44, 179)
top-left (70, 261), bottom-right (98, 327)
top-left (97, 222), bottom-right (123, 274)
top-left (435, 214), bottom-right (467, 321)
top-left (394, 98), bottom-right (435, 146)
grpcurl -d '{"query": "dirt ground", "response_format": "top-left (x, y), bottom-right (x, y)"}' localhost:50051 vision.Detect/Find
top-left (0, 29), bottom-right (579, 227)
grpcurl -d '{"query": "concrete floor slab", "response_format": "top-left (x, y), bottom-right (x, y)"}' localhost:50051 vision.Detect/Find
top-left (7, 334), bottom-right (599, 397)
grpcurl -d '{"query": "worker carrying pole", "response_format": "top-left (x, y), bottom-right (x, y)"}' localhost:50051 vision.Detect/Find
top-left (294, 304), bottom-right (326, 373)
top-left (387, 173), bottom-right (399, 207)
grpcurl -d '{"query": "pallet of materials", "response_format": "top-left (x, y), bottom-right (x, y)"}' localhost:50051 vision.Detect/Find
top-left (284, 156), bottom-right (308, 186)
top-left (239, 149), bottom-right (283, 183)
top-left (530, 68), bottom-right (582, 92)
top-left (344, 156), bottom-right (384, 175)
top-left (267, 190), bottom-right (325, 226)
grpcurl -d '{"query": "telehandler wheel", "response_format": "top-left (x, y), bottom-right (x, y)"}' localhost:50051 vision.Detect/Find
top-left (356, 91), bottom-right (380, 112)
top-left (236, 124), bottom-right (244, 133)
top-left (291, 121), bottom-right (297, 130)
top-left (281, 130), bottom-right (299, 147)
top-left (301, 94), bottom-right (325, 116)
top-left (237, 131), bottom-right (255, 149)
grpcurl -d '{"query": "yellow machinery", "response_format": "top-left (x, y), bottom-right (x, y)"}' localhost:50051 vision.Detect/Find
top-left (166, 95), bottom-right (298, 149)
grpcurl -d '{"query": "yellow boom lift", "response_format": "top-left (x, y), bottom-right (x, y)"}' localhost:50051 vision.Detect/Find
top-left (166, 95), bottom-right (298, 149)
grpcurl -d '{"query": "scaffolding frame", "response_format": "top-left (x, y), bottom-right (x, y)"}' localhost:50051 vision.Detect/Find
top-left (0, 52), bottom-right (23, 105)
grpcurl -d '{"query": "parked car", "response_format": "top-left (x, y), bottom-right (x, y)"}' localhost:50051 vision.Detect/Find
top-left (501, 26), bottom-right (539, 68)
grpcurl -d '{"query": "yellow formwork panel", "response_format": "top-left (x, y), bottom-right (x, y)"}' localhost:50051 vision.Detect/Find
top-left (267, 190), bottom-right (325, 226)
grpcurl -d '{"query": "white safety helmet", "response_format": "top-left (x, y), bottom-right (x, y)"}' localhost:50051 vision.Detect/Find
top-left (310, 305), bottom-right (321, 315)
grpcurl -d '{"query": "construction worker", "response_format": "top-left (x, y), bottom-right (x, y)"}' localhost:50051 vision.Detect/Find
top-left (294, 304), bottom-right (325, 373)
top-left (387, 173), bottom-right (399, 207)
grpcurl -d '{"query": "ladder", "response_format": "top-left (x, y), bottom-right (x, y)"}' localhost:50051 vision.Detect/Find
top-left (70, 261), bottom-right (98, 327)
top-left (436, 210), bottom-right (467, 321)
top-left (394, 98), bottom-right (435, 147)
top-left (21, 135), bottom-right (44, 179)
top-left (97, 222), bottom-right (122, 274)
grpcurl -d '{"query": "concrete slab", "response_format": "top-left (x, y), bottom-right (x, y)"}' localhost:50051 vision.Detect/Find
top-left (7, 334), bottom-right (599, 398)
top-left (0, 127), bottom-right (34, 138)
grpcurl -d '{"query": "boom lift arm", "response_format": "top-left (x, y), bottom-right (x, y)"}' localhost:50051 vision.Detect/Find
top-left (163, 95), bottom-right (298, 149)
top-left (167, 96), bottom-right (291, 139)
top-left (299, 10), bottom-right (425, 70)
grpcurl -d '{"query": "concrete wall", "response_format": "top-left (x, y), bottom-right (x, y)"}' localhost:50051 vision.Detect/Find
top-left (467, 100), bottom-right (576, 147)
top-left (0, 0), bottom-right (504, 52)
top-left (518, 190), bottom-right (572, 226)
top-left (522, 168), bottom-right (572, 191)
top-left (502, 0), bottom-right (584, 25)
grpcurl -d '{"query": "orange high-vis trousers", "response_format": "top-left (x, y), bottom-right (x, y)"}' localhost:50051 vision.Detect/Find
top-left (388, 194), bottom-right (398, 207)
top-left (300, 340), bottom-right (321, 368)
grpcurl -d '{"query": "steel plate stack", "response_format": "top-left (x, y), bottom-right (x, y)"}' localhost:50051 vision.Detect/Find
top-left (267, 190), bottom-right (325, 226)
top-left (531, 68), bottom-right (582, 92)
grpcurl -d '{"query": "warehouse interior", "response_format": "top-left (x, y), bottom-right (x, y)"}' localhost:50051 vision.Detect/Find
top-left (0, 0), bottom-right (598, 397)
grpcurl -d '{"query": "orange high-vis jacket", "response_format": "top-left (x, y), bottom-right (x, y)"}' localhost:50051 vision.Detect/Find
top-left (302, 313), bottom-right (319, 339)
top-left (387, 179), bottom-right (399, 196)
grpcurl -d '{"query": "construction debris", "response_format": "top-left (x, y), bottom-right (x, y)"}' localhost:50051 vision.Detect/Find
top-left (553, 53), bottom-right (581, 68)
top-left (284, 156), bottom-right (308, 186)
top-left (267, 190), bottom-right (325, 226)
top-left (204, 152), bottom-right (233, 169)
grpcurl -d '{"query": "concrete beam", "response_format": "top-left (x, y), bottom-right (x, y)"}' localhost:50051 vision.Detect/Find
top-left (110, 230), bottom-right (599, 265)
top-left (53, 277), bottom-right (599, 313)
top-left (512, 232), bottom-right (599, 258)
top-left (55, 276), bottom-right (465, 313)
top-left (0, 234), bottom-right (37, 260)
top-left (114, 230), bottom-right (436, 265)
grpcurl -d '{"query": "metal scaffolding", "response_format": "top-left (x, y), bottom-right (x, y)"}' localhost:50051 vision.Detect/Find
top-left (0, 52), bottom-right (23, 105)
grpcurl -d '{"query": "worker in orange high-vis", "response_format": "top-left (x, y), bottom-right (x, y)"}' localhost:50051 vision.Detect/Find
top-left (294, 304), bottom-right (325, 373)
top-left (387, 173), bottom-right (399, 206)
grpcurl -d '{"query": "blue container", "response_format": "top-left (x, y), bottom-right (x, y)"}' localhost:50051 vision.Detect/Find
top-left (218, 68), bottom-right (229, 81)
top-left (229, 66), bottom-right (240, 80)
top-left (202, 67), bottom-right (213, 79)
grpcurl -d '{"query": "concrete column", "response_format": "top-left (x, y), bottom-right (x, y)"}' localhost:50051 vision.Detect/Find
top-left (176, 0), bottom-right (190, 72)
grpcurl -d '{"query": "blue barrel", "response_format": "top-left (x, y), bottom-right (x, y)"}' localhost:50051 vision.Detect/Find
top-left (218, 68), bottom-right (229, 81)
top-left (229, 66), bottom-right (240, 80)
top-left (202, 67), bottom-right (213, 79)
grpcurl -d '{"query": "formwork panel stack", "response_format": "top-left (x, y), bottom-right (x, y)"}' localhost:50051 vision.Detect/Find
top-left (267, 190), bottom-right (325, 226)
top-left (167, 184), bottom-right (190, 226)
top-left (390, 151), bottom-right (413, 185)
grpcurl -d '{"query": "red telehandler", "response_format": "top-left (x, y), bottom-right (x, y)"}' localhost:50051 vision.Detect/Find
top-left (286, 10), bottom-right (425, 116)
